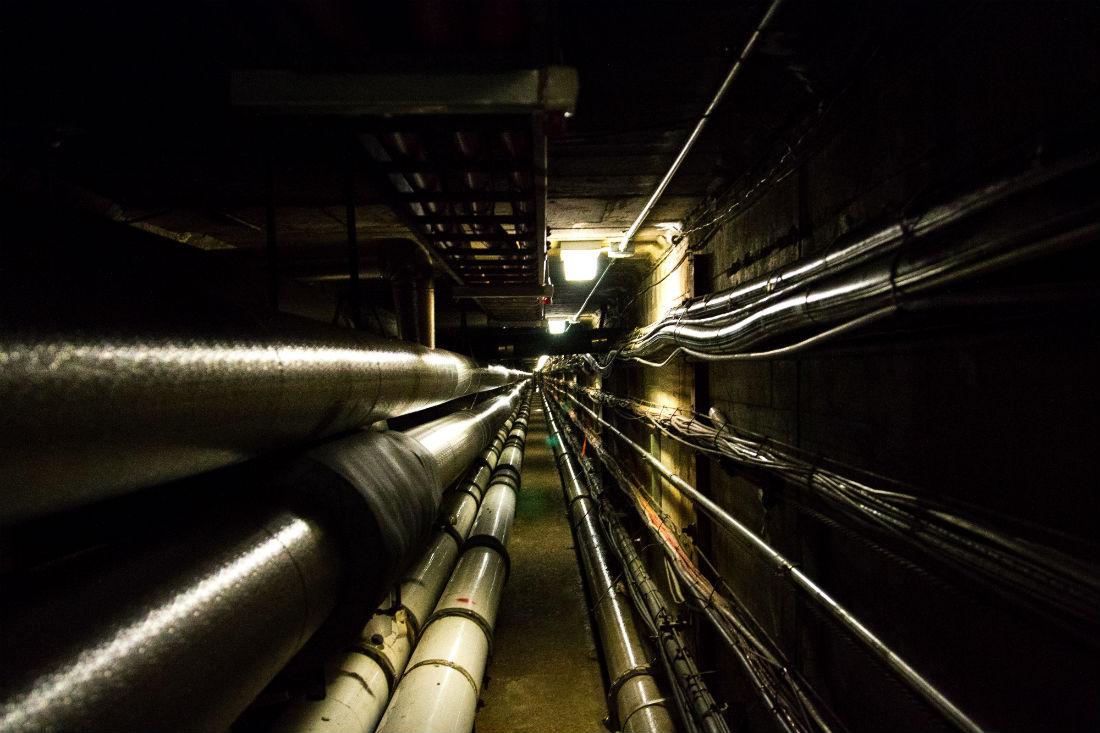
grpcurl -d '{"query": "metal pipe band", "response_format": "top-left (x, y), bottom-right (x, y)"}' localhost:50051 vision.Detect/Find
top-left (551, 385), bottom-right (985, 733)
top-left (542, 395), bottom-right (675, 733)
top-left (0, 391), bottom-right (522, 733)
top-left (0, 317), bottom-right (527, 523)
top-left (376, 616), bottom-right (490, 733)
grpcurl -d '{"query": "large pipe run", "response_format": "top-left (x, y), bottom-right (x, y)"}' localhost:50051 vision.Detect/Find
top-left (376, 392), bottom-right (532, 733)
top-left (0, 314), bottom-right (524, 523)
top-left (543, 394), bottom-right (675, 733)
top-left (272, 402), bottom-right (522, 733)
top-left (0, 386), bottom-right (524, 733)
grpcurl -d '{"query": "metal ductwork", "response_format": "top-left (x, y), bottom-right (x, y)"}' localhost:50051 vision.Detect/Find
top-left (0, 386), bottom-right (525, 733)
top-left (0, 313), bottom-right (525, 524)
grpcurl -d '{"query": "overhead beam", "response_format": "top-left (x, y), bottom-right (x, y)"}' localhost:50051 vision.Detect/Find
top-left (231, 67), bottom-right (578, 116)
top-left (452, 284), bottom-right (554, 299)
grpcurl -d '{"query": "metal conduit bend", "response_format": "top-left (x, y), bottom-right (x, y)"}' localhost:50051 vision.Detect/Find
top-left (272, 401), bottom-right (526, 733)
top-left (376, 390), bottom-right (533, 733)
top-left (542, 394), bottom-right (676, 733)
top-left (547, 384), bottom-right (986, 733)
top-left (0, 387), bottom-right (525, 733)
top-left (0, 313), bottom-right (526, 524)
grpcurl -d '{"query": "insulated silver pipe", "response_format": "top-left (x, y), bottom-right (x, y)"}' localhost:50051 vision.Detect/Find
top-left (543, 395), bottom-right (675, 733)
top-left (377, 393), bottom-right (532, 733)
top-left (0, 388), bottom-right (524, 733)
top-left (550, 385), bottom-right (985, 733)
top-left (0, 316), bottom-right (526, 524)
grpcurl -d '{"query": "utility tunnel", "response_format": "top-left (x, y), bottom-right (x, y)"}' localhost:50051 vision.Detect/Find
top-left (2, 2), bottom-right (1099, 732)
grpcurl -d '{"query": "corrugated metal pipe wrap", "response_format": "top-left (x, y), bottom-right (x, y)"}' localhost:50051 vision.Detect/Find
top-left (542, 395), bottom-right (675, 733)
top-left (272, 398), bottom-right (524, 733)
top-left (0, 313), bottom-right (527, 524)
top-left (376, 390), bottom-right (533, 733)
top-left (0, 386), bottom-right (525, 733)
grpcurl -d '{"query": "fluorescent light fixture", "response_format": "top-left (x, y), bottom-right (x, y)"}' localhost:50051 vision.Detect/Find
top-left (560, 249), bottom-right (600, 281)
top-left (547, 319), bottom-right (568, 335)
top-left (534, 354), bottom-right (550, 371)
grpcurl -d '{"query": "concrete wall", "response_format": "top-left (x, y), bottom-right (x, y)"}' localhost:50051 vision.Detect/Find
top-left (604, 4), bottom-right (1100, 732)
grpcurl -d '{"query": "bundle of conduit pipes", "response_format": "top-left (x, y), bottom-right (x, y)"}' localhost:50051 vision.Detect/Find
top-left (544, 394), bottom-right (724, 733)
top-left (571, 385), bottom-right (1100, 642)
top-left (0, 307), bottom-right (529, 733)
top-left (544, 381), bottom-right (988, 733)
top-left (571, 150), bottom-right (1099, 371)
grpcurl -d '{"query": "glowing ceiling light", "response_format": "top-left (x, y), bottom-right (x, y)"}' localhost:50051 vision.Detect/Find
top-left (560, 249), bottom-right (600, 282)
top-left (547, 319), bottom-right (568, 335)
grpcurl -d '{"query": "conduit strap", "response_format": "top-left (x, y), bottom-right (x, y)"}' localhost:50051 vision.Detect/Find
top-left (424, 607), bottom-right (496, 656)
top-left (620, 697), bottom-right (672, 732)
top-left (607, 663), bottom-right (657, 701)
top-left (403, 657), bottom-right (482, 696)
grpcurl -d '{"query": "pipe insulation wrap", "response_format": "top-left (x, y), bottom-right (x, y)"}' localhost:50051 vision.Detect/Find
top-left (0, 316), bottom-right (526, 523)
top-left (0, 387), bottom-right (525, 733)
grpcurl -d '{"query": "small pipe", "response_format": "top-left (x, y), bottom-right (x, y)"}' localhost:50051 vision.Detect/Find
top-left (542, 395), bottom-right (675, 733)
top-left (550, 385), bottom-right (985, 733)
top-left (572, 0), bottom-right (786, 325)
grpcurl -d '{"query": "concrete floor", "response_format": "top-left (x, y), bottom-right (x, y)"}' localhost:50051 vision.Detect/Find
top-left (475, 404), bottom-right (608, 733)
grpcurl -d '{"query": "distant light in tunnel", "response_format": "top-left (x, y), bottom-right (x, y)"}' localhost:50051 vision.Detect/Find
top-left (534, 354), bottom-right (550, 371)
top-left (560, 249), bottom-right (600, 281)
top-left (547, 319), bottom-right (568, 335)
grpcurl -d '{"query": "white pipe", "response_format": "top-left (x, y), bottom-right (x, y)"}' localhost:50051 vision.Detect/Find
top-left (376, 399), bottom-right (531, 733)
top-left (272, 402), bottom-right (523, 733)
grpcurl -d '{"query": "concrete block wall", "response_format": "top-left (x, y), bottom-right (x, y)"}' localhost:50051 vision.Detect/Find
top-left (605, 4), bottom-right (1100, 732)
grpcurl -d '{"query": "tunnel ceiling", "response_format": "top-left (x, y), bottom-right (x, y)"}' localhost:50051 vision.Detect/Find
top-left (1, 0), bottom-right (882, 332)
